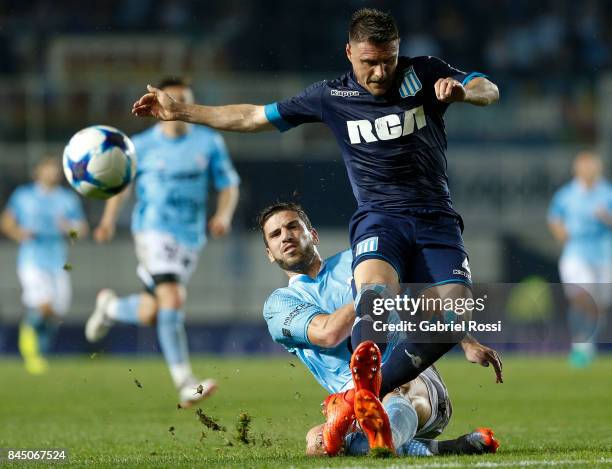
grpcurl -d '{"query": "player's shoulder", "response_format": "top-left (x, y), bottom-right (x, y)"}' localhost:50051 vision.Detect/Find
top-left (7, 184), bottom-right (30, 206)
top-left (57, 185), bottom-right (80, 202)
top-left (263, 287), bottom-right (300, 315)
top-left (191, 124), bottom-right (224, 144)
top-left (130, 125), bottom-right (157, 145)
top-left (324, 249), bottom-right (353, 271)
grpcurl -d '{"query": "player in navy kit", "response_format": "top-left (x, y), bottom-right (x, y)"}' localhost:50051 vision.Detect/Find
top-left (132, 7), bottom-right (499, 426)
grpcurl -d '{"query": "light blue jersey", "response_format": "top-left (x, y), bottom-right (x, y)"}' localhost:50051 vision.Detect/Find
top-left (131, 124), bottom-right (240, 248)
top-left (548, 179), bottom-right (612, 265)
top-left (6, 183), bottom-right (84, 271)
top-left (263, 250), bottom-right (355, 393)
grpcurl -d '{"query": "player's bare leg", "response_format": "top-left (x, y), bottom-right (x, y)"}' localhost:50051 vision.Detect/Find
top-left (86, 290), bottom-right (157, 342)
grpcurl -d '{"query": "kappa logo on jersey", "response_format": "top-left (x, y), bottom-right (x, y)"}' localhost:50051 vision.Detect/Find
top-left (399, 66), bottom-right (422, 98)
top-left (331, 89), bottom-right (360, 97)
top-left (355, 236), bottom-right (378, 256)
top-left (346, 106), bottom-right (426, 144)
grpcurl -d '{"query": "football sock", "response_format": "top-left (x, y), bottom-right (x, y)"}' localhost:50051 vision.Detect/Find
top-left (157, 308), bottom-right (193, 388)
top-left (107, 294), bottom-right (141, 325)
top-left (397, 439), bottom-right (433, 456)
top-left (380, 339), bottom-right (456, 396)
top-left (344, 431), bottom-right (369, 455)
top-left (418, 432), bottom-right (492, 455)
top-left (351, 285), bottom-right (390, 355)
top-left (568, 307), bottom-right (599, 343)
top-left (23, 308), bottom-right (58, 355)
top-left (385, 395), bottom-right (418, 449)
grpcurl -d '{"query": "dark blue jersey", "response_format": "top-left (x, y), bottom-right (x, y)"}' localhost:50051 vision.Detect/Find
top-left (264, 56), bottom-right (486, 215)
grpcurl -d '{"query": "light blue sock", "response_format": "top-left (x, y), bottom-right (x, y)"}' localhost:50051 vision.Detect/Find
top-left (385, 395), bottom-right (419, 448)
top-left (398, 439), bottom-right (433, 457)
top-left (25, 309), bottom-right (57, 355)
top-left (344, 432), bottom-right (369, 455)
top-left (157, 309), bottom-right (192, 387)
top-left (108, 294), bottom-right (141, 325)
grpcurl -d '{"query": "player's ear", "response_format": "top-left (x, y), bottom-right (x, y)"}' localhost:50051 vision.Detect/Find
top-left (311, 228), bottom-right (320, 246)
top-left (266, 247), bottom-right (275, 263)
top-left (345, 43), bottom-right (352, 61)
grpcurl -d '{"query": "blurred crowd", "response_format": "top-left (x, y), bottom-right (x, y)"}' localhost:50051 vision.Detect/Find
top-left (1, 0), bottom-right (610, 77)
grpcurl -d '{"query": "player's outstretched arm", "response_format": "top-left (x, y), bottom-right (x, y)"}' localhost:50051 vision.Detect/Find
top-left (307, 303), bottom-right (355, 349)
top-left (435, 77), bottom-right (499, 107)
top-left (132, 85), bottom-right (275, 133)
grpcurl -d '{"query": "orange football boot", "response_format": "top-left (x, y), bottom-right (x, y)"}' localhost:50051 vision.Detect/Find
top-left (349, 340), bottom-right (382, 396)
top-left (473, 427), bottom-right (500, 453)
top-left (321, 389), bottom-right (356, 456)
top-left (354, 388), bottom-right (395, 454)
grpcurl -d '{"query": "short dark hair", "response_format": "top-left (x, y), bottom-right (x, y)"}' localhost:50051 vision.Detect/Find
top-left (349, 8), bottom-right (399, 44)
top-left (257, 202), bottom-right (313, 245)
top-left (156, 76), bottom-right (191, 90)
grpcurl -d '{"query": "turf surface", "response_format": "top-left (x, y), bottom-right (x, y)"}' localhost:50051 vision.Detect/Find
top-left (1, 354), bottom-right (611, 468)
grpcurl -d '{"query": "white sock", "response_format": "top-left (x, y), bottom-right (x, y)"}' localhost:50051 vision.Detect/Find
top-left (170, 362), bottom-right (194, 389)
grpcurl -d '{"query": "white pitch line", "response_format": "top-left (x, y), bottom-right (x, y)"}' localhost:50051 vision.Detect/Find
top-left (312, 458), bottom-right (612, 469)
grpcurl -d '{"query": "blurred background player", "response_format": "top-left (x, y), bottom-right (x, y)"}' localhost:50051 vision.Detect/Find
top-left (259, 202), bottom-right (501, 456)
top-left (85, 77), bottom-right (240, 407)
top-left (548, 150), bottom-right (612, 367)
top-left (0, 156), bottom-right (87, 374)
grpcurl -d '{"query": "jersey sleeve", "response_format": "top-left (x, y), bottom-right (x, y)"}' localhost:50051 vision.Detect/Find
top-left (422, 56), bottom-right (487, 86)
top-left (548, 188), bottom-right (566, 222)
top-left (264, 81), bottom-right (326, 132)
top-left (209, 133), bottom-right (240, 190)
top-left (64, 191), bottom-right (85, 222)
top-left (263, 290), bottom-right (323, 348)
top-left (5, 188), bottom-right (23, 217)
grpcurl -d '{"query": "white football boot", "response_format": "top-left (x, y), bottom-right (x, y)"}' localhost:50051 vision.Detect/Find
top-left (85, 289), bottom-right (116, 343)
top-left (178, 378), bottom-right (218, 408)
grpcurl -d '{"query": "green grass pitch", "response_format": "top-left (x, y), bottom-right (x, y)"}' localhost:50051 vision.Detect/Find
top-left (1, 354), bottom-right (611, 468)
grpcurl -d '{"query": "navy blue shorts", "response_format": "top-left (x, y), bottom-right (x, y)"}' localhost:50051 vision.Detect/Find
top-left (349, 208), bottom-right (472, 286)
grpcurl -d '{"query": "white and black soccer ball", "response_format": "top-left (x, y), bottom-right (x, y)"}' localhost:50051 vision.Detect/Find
top-left (63, 125), bottom-right (136, 199)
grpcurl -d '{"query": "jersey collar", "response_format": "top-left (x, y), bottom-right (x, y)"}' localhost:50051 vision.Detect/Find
top-left (288, 259), bottom-right (327, 286)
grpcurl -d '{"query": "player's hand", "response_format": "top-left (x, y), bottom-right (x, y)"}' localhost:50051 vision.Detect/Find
top-left (15, 228), bottom-right (33, 242)
top-left (208, 215), bottom-right (231, 239)
top-left (132, 85), bottom-right (180, 121)
top-left (94, 223), bottom-right (115, 243)
top-left (434, 78), bottom-right (466, 103)
top-left (463, 341), bottom-right (503, 383)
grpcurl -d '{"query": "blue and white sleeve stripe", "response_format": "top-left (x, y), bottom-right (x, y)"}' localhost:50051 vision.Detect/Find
top-left (264, 103), bottom-right (293, 132)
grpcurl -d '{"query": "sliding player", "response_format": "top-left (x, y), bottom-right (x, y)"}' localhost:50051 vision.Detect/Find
top-left (548, 151), bottom-right (612, 367)
top-left (85, 77), bottom-right (240, 407)
top-left (132, 8), bottom-right (499, 403)
top-left (259, 202), bottom-right (501, 455)
top-left (1, 157), bottom-right (87, 374)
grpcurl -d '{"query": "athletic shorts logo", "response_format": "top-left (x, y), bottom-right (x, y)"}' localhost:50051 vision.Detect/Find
top-left (453, 257), bottom-right (472, 281)
top-left (399, 66), bottom-right (422, 98)
top-left (355, 236), bottom-right (379, 256)
top-left (331, 89), bottom-right (360, 97)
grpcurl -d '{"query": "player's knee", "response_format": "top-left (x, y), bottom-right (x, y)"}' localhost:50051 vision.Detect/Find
top-left (138, 294), bottom-right (158, 326)
top-left (38, 303), bottom-right (55, 319)
top-left (155, 282), bottom-right (185, 310)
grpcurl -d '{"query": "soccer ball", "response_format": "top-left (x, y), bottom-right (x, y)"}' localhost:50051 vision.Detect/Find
top-left (63, 125), bottom-right (136, 199)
